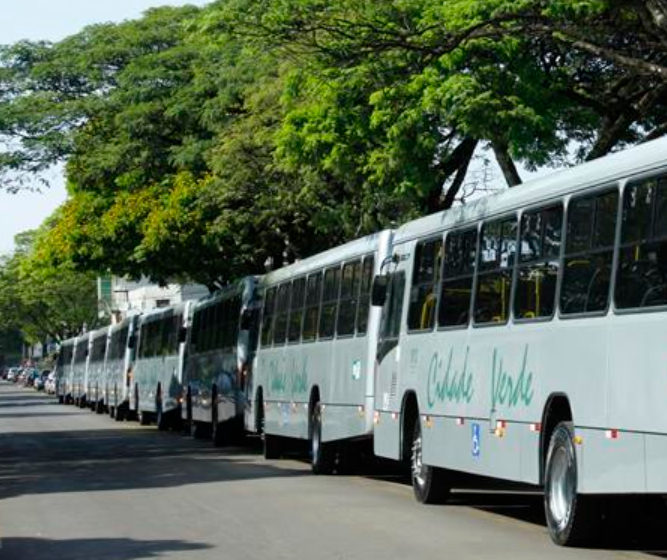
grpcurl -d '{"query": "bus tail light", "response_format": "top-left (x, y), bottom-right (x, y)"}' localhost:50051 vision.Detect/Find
top-left (373, 411), bottom-right (380, 425)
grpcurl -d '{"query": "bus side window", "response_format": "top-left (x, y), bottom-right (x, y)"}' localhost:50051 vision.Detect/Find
top-left (439, 228), bottom-right (477, 327)
top-left (616, 174), bottom-right (667, 309)
top-left (380, 271), bottom-right (406, 340)
top-left (318, 266), bottom-right (342, 339)
top-left (514, 204), bottom-right (563, 320)
top-left (337, 260), bottom-right (361, 337)
top-left (302, 273), bottom-right (322, 342)
top-left (272, 283), bottom-right (291, 346)
top-left (407, 238), bottom-right (443, 331)
top-left (287, 278), bottom-right (306, 343)
top-left (260, 287), bottom-right (277, 347)
top-left (356, 256), bottom-right (375, 335)
top-left (560, 189), bottom-right (618, 315)
top-left (218, 299), bottom-right (228, 350)
top-left (473, 217), bottom-right (517, 325)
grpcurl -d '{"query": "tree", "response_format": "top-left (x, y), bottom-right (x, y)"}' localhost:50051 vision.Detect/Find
top-left (0, 230), bottom-right (99, 344)
top-left (2, 1), bottom-right (666, 288)
top-left (226, 0), bottom-right (667, 201)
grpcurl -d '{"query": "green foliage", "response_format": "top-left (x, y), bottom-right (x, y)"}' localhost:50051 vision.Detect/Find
top-left (0, 0), bottom-right (666, 294)
top-left (0, 230), bottom-right (99, 344)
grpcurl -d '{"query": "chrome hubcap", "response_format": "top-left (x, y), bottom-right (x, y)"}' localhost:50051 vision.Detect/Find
top-left (312, 410), bottom-right (321, 460)
top-left (412, 429), bottom-right (426, 488)
top-left (548, 445), bottom-right (575, 530)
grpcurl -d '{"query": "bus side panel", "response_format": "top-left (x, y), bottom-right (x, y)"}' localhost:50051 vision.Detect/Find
top-left (645, 433), bottom-right (667, 492)
top-left (373, 411), bottom-right (401, 460)
top-left (321, 334), bottom-right (372, 442)
top-left (577, 427), bottom-right (646, 493)
top-left (608, 313), bottom-right (667, 433)
top-left (373, 343), bottom-right (402, 460)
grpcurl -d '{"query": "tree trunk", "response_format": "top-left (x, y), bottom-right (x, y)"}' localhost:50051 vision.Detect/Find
top-left (492, 141), bottom-right (522, 187)
top-left (427, 137), bottom-right (478, 213)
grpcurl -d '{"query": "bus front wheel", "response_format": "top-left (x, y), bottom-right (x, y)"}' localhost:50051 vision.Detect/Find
top-left (310, 402), bottom-right (335, 475)
top-left (411, 420), bottom-right (451, 504)
top-left (544, 421), bottom-right (603, 546)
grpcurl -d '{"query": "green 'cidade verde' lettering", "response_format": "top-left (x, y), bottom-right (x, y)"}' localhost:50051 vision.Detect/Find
top-left (491, 346), bottom-right (534, 409)
top-left (426, 347), bottom-right (475, 408)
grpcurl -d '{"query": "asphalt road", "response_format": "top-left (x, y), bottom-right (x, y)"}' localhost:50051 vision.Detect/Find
top-left (1, 383), bottom-right (667, 560)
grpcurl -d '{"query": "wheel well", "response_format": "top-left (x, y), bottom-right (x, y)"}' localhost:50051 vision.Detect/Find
top-left (401, 391), bottom-right (419, 462)
top-left (540, 394), bottom-right (573, 484)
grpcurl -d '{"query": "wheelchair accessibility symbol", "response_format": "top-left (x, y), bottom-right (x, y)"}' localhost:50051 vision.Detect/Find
top-left (472, 422), bottom-right (481, 458)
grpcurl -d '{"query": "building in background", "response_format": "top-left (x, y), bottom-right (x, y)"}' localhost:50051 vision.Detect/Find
top-left (98, 276), bottom-right (209, 322)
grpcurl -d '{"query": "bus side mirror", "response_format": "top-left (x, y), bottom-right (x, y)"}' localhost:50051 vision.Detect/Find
top-left (240, 309), bottom-right (253, 331)
top-left (371, 275), bottom-right (388, 307)
top-left (178, 326), bottom-right (187, 343)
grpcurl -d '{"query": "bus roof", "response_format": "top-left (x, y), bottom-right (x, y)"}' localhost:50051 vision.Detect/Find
top-left (393, 135), bottom-right (667, 243)
top-left (262, 229), bottom-right (391, 286)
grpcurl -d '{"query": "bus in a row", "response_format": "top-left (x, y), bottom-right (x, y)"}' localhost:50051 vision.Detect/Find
top-left (53, 135), bottom-right (667, 546)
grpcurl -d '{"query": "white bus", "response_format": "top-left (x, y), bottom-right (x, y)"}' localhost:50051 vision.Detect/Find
top-left (55, 338), bottom-right (76, 404)
top-left (104, 315), bottom-right (139, 422)
top-left (371, 136), bottom-right (667, 546)
top-left (70, 333), bottom-right (90, 407)
top-left (252, 230), bottom-right (393, 472)
top-left (85, 326), bottom-right (111, 413)
top-left (183, 277), bottom-right (259, 445)
top-left (131, 303), bottom-right (192, 429)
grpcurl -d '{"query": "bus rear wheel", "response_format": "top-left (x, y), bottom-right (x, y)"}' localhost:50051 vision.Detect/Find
top-left (311, 402), bottom-right (335, 475)
top-left (544, 421), bottom-right (603, 546)
top-left (411, 420), bottom-right (451, 504)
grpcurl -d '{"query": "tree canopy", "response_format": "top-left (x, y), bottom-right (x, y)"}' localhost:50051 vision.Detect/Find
top-left (0, 229), bottom-right (99, 344)
top-left (0, 0), bottom-right (666, 297)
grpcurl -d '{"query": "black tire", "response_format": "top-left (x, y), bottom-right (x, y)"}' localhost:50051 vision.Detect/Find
top-left (311, 402), bottom-right (336, 475)
top-left (115, 403), bottom-right (126, 422)
top-left (156, 397), bottom-right (169, 431)
top-left (138, 411), bottom-right (151, 426)
top-left (544, 421), bottom-right (603, 546)
top-left (212, 404), bottom-right (225, 447)
top-left (411, 420), bottom-right (451, 504)
top-left (258, 396), bottom-right (281, 459)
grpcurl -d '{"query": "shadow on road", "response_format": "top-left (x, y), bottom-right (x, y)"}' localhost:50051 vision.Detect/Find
top-left (5, 383), bottom-right (667, 556)
top-left (0, 537), bottom-right (211, 560)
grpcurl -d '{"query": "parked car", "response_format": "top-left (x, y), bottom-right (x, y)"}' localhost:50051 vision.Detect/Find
top-left (35, 370), bottom-right (51, 391)
top-left (6, 367), bottom-right (20, 382)
top-left (20, 368), bottom-right (39, 387)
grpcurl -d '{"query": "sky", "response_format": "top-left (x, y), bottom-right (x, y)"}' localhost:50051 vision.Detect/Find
top-left (0, 0), bottom-right (211, 255)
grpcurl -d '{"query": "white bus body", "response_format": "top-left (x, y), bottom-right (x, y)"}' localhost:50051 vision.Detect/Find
top-left (85, 326), bottom-right (111, 413)
top-left (70, 333), bottom-right (91, 406)
top-left (56, 338), bottom-right (76, 403)
top-left (183, 276), bottom-right (259, 444)
top-left (372, 136), bottom-right (667, 545)
top-left (253, 230), bottom-right (393, 470)
top-left (104, 315), bottom-right (139, 421)
top-left (131, 302), bottom-right (192, 428)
